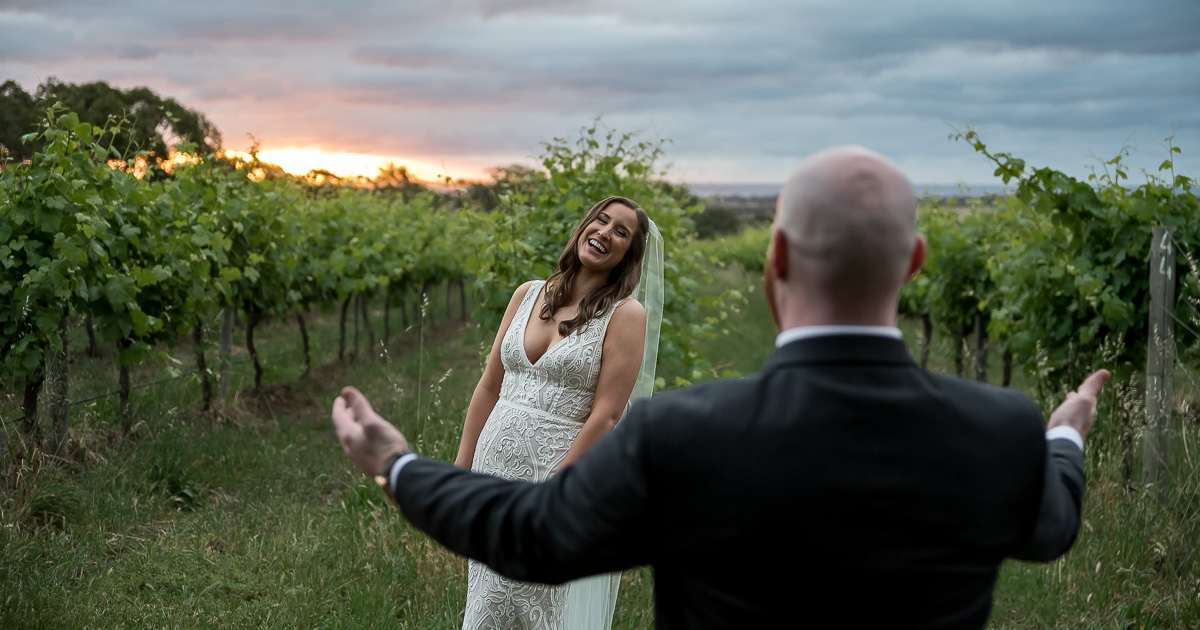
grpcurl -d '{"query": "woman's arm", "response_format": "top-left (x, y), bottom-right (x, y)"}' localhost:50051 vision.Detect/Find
top-left (453, 281), bottom-right (535, 469)
top-left (558, 299), bottom-right (647, 470)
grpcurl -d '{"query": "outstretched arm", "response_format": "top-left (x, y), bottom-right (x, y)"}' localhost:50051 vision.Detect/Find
top-left (396, 405), bottom-right (657, 583)
top-left (1015, 369), bottom-right (1109, 561)
top-left (332, 384), bottom-right (658, 584)
top-left (1015, 439), bottom-right (1086, 561)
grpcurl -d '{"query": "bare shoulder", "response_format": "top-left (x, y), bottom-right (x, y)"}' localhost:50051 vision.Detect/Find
top-left (610, 298), bottom-right (647, 331)
top-left (602, 299), bottom-right (647, 364)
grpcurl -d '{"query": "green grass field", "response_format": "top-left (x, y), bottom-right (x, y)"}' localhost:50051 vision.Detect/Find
top-left (2, 267), bottom-right (1197, 628)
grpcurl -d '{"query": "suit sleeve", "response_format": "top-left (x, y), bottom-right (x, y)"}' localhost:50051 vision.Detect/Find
top-left (1012, 438), bottom-right (1086, 561)
top-left (391, 402), bottom-right (658, 584)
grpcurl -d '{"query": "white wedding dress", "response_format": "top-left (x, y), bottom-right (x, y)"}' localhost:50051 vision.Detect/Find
top-left (464, 280), bottom-right (624, 630)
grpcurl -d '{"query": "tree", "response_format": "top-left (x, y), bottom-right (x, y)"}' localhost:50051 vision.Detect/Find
top-left (0, 80), bottom-right (39, 164)
top-left (374, 162), bottom-right (426, 202)
top-left (0, 78), bottom-right (221, 167)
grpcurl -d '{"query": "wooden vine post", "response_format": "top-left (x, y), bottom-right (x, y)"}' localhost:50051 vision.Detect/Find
top-left (339, 297), bottom-right (351, 363)
top-left (246, 311), bottom-right (263, 392)
top-left (383, 288), bottom-right (392, 347)
top-left (459, 279), bottom-right (468, 320)
top-left (219, 306), bottom-right (234, 397)
top-left (295, 312), bottom-right (311, 376)
top-left (194, 324), bottom-right (214, 411)
top-left (47, 316), bottom-right (71, 457)
top-left (972, 312), bottom-right (988, 382)
top-left (360, 295), bottom-right (375, 358)
top-left (919, 314), bottom-right (932, 370)
top-left (1142, 226), bottom-right (1175, 487)
top-left (117, 338), bottom-right (134, 433)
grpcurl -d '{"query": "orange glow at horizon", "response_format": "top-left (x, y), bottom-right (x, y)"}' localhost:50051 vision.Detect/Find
top-left (239, 147), bottom-right (488, 183)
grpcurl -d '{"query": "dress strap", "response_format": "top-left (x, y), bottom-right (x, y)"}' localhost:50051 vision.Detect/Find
top-left (506, 280), bottom-right (543, 346)
top-left (594, 295), bottom-right (629, 332)
top-left (517, 280), bottom-right (545, 318)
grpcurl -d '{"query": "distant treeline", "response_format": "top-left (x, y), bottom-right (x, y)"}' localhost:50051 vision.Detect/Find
top-left (0, 78), bottom-right (220, 167)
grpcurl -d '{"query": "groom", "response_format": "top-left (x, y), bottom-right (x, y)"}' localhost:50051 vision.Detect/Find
top-left (332, 145), bottom-right (1108, 629)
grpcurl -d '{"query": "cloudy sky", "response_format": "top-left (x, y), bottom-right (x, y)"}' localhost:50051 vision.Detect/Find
top-left (2, 0), bottom-right (1197, 188)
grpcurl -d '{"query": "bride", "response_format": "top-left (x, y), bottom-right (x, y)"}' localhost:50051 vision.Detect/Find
top-left (452, 196), bottom-right (664, 630)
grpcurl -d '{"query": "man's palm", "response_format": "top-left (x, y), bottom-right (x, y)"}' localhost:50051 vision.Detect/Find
top-left (331, 386), bottom-right (409, 476)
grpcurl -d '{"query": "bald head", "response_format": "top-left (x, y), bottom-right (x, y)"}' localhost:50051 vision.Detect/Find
top-left (767, 146), bottom-right (923, 326)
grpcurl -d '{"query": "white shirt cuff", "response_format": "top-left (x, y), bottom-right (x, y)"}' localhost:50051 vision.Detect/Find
top-left (388, 452), bottom-right (419, 492)
top-left (1045, 426), bottom-right (1084, 451)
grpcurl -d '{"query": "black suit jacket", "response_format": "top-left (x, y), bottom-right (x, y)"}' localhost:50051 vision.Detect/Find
top-left (393, 335), bottom-right (1085, 629)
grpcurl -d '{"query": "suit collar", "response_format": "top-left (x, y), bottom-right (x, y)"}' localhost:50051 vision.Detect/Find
top-left (775, 325), bottom-right (902, 347)
top-left (764, 334), bottom-right (915, 371)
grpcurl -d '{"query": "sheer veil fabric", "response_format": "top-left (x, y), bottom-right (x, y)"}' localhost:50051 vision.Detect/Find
top-left (629, 219), bottom-right (664, 407)
top-left (561, 219), bottom-right (664, 630)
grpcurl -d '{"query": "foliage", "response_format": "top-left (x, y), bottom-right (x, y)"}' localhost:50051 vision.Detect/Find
top-left (691, 204), bottom-right (743, 239)
top-left (947, 130), bottom-right (1200, 389)
top-left (153, 149), bottom-right (243, 325)
top-left (906, 203), bottom-right (1001, 345)
top-left (467, 121), bottom-right (730, 383)
top-left (1, 104), bottom-right (473, 437)
top-left (693, 223), bottom-right (771, 273)
top-left (0, 105), bottom-right (158, 376)
top-left (0, 78), bottom-right (220, 167)
top-left (0, 79), bottom-right (39, 163)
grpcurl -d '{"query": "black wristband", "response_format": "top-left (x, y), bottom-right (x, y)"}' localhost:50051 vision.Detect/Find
top-left (379, 451), bottom-right (408, 479)
top-left (375, 451), bottom-right (411, 505)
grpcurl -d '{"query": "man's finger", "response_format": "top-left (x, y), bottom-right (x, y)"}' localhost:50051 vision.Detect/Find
top-left (331, 396), bottom-right (350, 428)
top-left (331, 396), bottom-right (361, 446)
top-left (1076, 369), bottom-right (1111, 399)
top-left (343, 385), bottom-right (377, 419)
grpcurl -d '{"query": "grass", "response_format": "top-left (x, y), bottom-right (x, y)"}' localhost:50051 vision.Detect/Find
top-left (2, 271), bottom-right (1199, 628)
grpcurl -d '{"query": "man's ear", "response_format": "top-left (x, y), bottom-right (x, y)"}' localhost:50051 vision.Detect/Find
top-left (770, 228), bottom-right (789, 281)
top-left (764, 228), bottom-right (789, 334)
top-left (906, 233), bottom-right (927, 280)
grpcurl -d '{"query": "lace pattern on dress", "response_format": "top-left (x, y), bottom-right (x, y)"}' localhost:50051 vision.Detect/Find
top-left (464, 281), bottom-right (623, 630)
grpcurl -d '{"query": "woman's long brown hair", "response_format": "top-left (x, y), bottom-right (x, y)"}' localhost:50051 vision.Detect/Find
top-left (540, 196), bottom-right (650, 336)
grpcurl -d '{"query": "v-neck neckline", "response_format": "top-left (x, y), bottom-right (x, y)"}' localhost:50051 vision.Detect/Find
top-left (520, 282), bottom-right (573, 367)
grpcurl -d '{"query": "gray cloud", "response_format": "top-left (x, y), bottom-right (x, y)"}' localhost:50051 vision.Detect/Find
top-left (1, 0), bottom-right (1196, 184)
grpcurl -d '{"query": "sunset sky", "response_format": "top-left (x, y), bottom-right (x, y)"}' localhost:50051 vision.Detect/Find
top-left (2, 0), bottom-right (1197, 189)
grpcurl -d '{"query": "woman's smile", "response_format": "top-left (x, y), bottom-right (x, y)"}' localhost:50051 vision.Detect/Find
top-left (578, 203), bottom-right (637, 270)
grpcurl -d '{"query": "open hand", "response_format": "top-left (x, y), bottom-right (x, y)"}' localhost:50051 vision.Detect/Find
top-left (1047, 369), bottom-right (1111, 442)
top-left (331, 386), bottom-right (409, 477)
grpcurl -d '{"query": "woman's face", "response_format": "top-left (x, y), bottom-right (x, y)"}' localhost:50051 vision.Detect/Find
top-left (577, 202), bottom-right (639, 272)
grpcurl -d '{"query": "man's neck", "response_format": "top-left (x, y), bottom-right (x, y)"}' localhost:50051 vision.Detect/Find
top-left (768, 283), bottom-right (901, 330)
top-left (776, 312), bottom-right (899, 331)
top-left (773, 297), bottom-right (899, 330)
